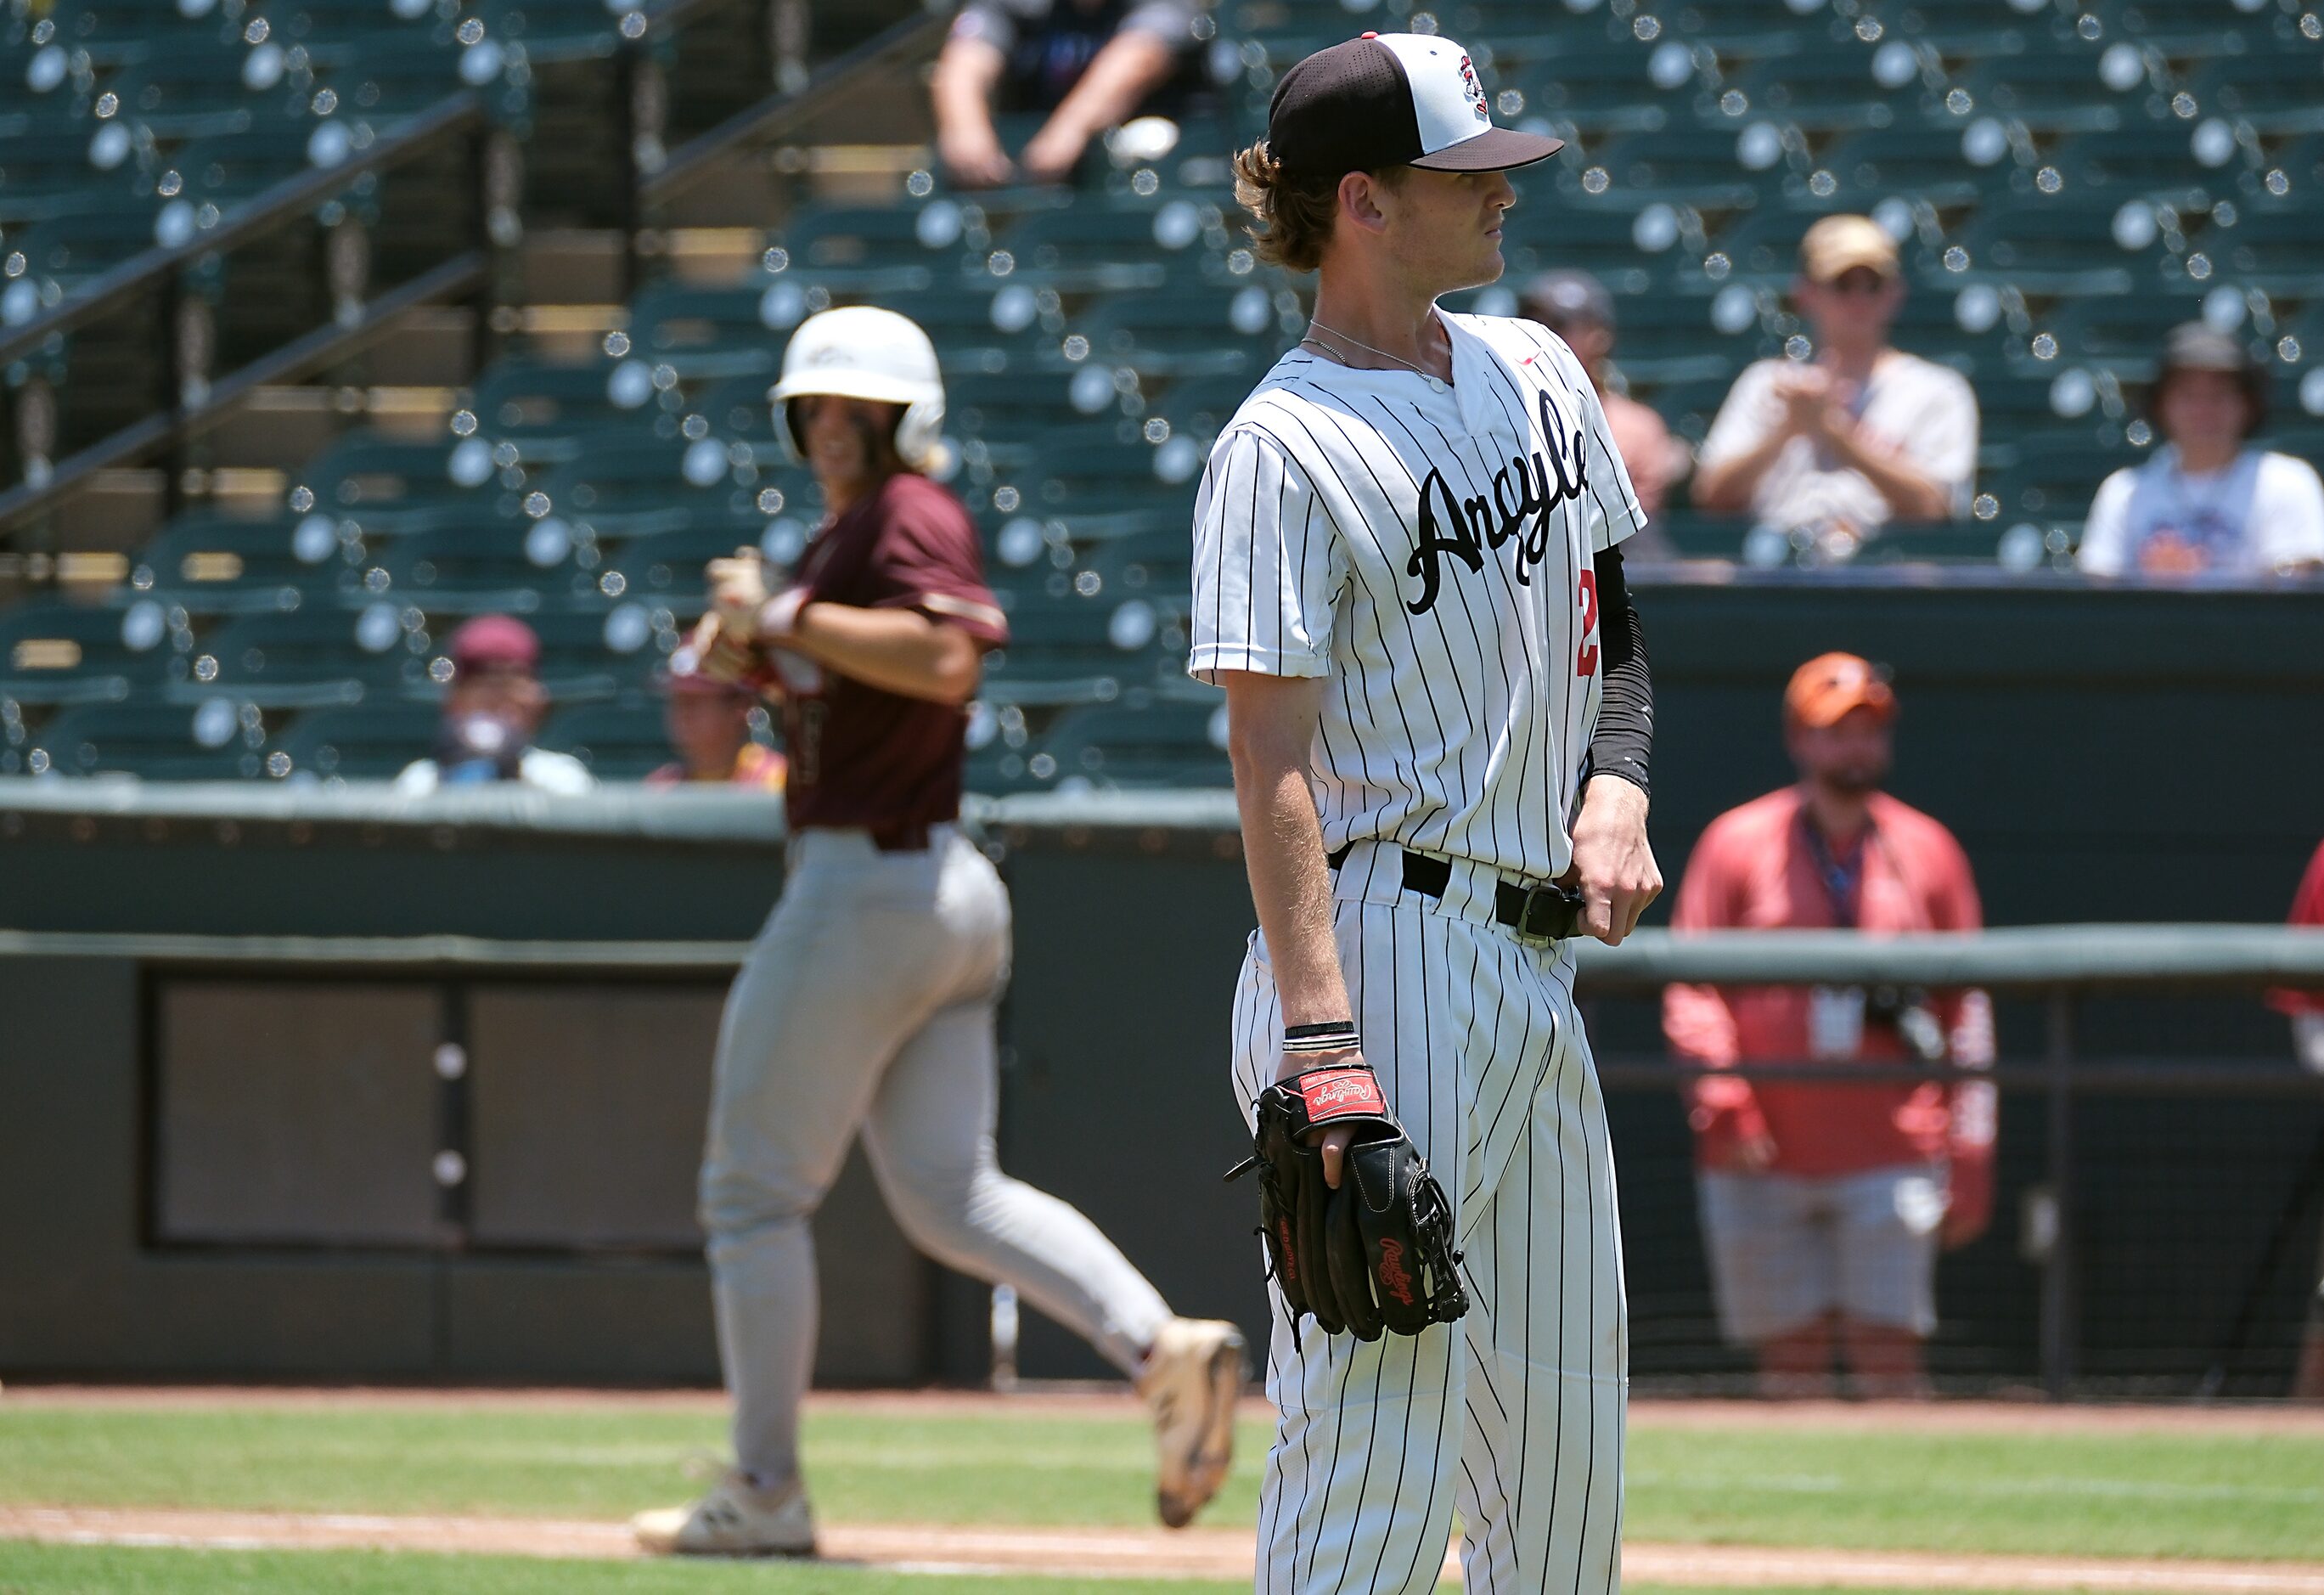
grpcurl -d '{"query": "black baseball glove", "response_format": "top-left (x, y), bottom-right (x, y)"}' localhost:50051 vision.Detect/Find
top-left (1227, 1064), bottom-right (1468, 1341)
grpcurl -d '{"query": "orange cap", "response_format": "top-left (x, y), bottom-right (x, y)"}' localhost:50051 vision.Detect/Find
top-left (1784, 651), bottom-right (1896, 728)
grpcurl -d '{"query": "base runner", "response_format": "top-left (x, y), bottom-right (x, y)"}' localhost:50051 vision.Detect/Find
top-left (633, 306), bottom-right (1245, 1556)
top-left (1193, 35), bottom-right (1663, 1593)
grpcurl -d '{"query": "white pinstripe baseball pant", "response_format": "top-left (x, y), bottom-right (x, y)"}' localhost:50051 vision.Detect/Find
top-left (1230, 843), bottom-right (1629, 1595)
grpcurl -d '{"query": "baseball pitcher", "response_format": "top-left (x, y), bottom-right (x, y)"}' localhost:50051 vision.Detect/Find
top-left (1193, 35), bottom-right (1663, 1594)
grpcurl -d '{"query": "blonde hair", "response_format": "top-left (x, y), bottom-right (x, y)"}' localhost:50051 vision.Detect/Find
top-left (1231, 140), bottom-right (1403, 273)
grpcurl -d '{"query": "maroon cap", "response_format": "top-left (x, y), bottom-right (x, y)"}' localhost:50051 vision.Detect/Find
top-left (447, 614), bottom-right (540, 674)
top-left (1267, 32), bottom-right (1563, 181)
top-left (662, 639), bottom-right (754, 698)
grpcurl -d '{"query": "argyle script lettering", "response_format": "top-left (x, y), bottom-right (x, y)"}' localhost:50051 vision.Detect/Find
top-left (1404, 389), bottom-right (1588, 616)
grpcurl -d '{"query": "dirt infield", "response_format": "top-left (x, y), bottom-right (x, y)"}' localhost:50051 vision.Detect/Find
top-left (9, 1384), bottom-right (2324, 1434)
top-left (7, 1505), bottom-right (2324, 1592)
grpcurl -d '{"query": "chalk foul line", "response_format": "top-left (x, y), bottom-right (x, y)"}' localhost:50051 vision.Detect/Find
top-left (4, 1506), bottom-right (2324, 1592)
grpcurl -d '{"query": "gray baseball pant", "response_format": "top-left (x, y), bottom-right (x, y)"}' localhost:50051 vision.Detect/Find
top-left (698, 825), bottom-right (1174, 1487)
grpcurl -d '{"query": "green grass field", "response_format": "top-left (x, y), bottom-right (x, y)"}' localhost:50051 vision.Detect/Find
top-left (1, 1398), bottom-right (2319, 1592)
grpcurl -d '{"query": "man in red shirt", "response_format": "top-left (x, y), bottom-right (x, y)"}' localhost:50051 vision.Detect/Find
top-left (2267, 839), bottom-right (2324, 1397)
top-left (633, 307), bottom-right (1244, 1556)
top-left (1663, 652), bottom-right (1996, 1397)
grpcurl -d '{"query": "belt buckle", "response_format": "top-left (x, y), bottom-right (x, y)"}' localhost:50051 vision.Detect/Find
top-left (1516, 882), bottom-right (1584, 944)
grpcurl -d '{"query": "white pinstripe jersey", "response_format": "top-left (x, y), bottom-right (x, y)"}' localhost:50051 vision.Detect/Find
top-left (1189, 310), bottom-right (1646, 885)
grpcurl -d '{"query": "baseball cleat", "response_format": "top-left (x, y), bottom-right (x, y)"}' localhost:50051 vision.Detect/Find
top-left (631, 1470), bottom-right (816, 1557)
top-left (1139, 1316), bottom-right (1247, 1529)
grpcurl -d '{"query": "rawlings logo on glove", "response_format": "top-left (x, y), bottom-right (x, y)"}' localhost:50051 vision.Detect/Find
top-left (1227, 1065), bottom-right (1468, 1341)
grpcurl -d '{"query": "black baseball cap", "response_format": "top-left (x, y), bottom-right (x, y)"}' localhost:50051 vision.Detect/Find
top-left (1267, 32), bottom-right (1564, 181)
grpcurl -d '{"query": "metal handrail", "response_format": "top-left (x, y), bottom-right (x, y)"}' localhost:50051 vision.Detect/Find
top-left (0, 93), bottom-right (482, 369)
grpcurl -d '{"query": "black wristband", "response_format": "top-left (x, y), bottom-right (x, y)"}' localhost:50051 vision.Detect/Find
top-left (1282, 1021), bottom-right (1360, 1056)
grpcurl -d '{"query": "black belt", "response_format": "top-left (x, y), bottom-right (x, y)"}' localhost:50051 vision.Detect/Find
top-left (1326, 842), bottom-right (1586, 943)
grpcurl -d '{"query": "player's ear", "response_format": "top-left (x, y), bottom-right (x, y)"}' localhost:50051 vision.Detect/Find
top-left (1339, 170), bottom-right (1393, 238)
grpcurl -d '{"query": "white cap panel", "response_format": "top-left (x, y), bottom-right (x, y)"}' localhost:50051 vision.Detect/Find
top-left (1370, 32), bottom-right (1492, 158)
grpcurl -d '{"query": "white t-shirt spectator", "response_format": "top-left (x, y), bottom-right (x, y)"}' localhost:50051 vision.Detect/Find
top-left (393, 747), bottom-right (596, 795)
top-left (2076, 446), bottom-right (2324, 578)
top-left (1698, 352), bottom-right (1980, 537)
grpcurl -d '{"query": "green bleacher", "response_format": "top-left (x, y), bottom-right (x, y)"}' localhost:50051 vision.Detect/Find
top-left (3, 0), bottom-right (2321, 786)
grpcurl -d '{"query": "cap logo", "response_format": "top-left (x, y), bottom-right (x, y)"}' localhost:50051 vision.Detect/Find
top-left (1458, 53), bottom-right (1488, 122)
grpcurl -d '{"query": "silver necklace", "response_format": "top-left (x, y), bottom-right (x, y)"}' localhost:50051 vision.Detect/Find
top-left (1303, 317), bottom-right (1449, 392)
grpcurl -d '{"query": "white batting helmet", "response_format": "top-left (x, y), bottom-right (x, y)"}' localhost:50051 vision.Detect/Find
top-left (768, 306), bottom-right (946, 471)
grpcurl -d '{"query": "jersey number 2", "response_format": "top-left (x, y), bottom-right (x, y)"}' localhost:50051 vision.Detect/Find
top-left (1575, 569), bottom-right (1600, 677)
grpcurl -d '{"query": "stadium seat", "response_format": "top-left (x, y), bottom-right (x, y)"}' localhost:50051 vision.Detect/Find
top-left (1955, 199), bottom-right (2159, 295)
top-left (295, 430), bottom-right (476, 522)
top-left (0, 595), bottom-right (188, 703)
top-left (2047, 122), bottom-right (2237, 202)
top-left (1815, 124), bottom-right (2028, 209)
top-left (531, 431), bottom-right (770, 540)
top-left (1573, 124), bottom-right (1788, 217)
top-left (2191, 50), bottom-right (2324, 134)
top-left (132, 511), bottom-right (357, 602)
top-left (1038, 697), bottom-right (1230, 791)
top-left (1078, 526), bottom-right (1194, 628)
top-left (1955, 52), bottom-right (2165, 137)
top-left (469, 358), bottom-right (659, 465)
top-left (783, 202), bottom-right (989, 281)
top-left (32, 696), bottom-right (272, 779)
top-left (992, 199), bottom-right (1216, 291)
top-left (272, 698), bottom-right (444, 781)
top-left (203, 604), bottom-right (436, 696)
top-left (963, 697), bottom-right (1061, 795)
top-left (1521, 34), bottom-right (1683, 138)
top-left (2046, 290), bottom-right (2214, 373)
top-left (1078, 289), bottom-right (1275, 379)
top-left (540, 698), bottom-right (672, 780)
top-left (2201, 200), bottom-right (2324, 294)
top-left (947, 368), bottom-right (1100, 435)
top-left (1736, 42), bottom-right (1927, 135)
top-left (0, 127), bottom-right (157, 228)
top-left (980, 592), bottom-right (1165, 708)
top-left (368, 519), bottom-right (592, 609)
top-left (1982, 429), bottom-right (2142, 517)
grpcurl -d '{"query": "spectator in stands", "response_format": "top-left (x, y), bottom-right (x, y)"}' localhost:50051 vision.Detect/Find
top-left (1693, 216), bottom-right (1978, 560)
top-left (393, 615), bottom-right (594, 794)
top-left (2076, 324), bottom-right (2324, 579)
top-left (1521, 268), bottom-right (1686, 542)
top-left (931, 0), bottom-right (1201, 188)
top-left (646, 647), bottom-right (785, 792)
top-left (2268, 837), bottom-right (2324, 1398)
top-left (1663, 651), bottom-right (1996, 1399)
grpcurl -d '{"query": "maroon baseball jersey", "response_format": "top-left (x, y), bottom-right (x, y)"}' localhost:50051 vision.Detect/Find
top-left (779, 471), bottom-right (1007, 838)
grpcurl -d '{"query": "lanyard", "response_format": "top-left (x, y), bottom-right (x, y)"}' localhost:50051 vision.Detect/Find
top-left (1800, 815), bottom-right (1870, 930)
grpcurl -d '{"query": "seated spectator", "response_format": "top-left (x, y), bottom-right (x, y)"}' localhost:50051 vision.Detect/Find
top-left (2076, 323), bottom-right (2324, 578)
top-left (1663, 651), bottom-right (1995, 1399)
top-left (2267, 837), bottom-right (2324, 1398)
top-left (646, 646), bottom-right (785, 792)
top-left (931, 0), bottom-right (1201, 188)
top-left (1521, 268), bottom-right (1687, 542)
top-left (1693, 216), bottom-right (1978, 561)
top-left (393, 615), bottom-right (594, 795)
